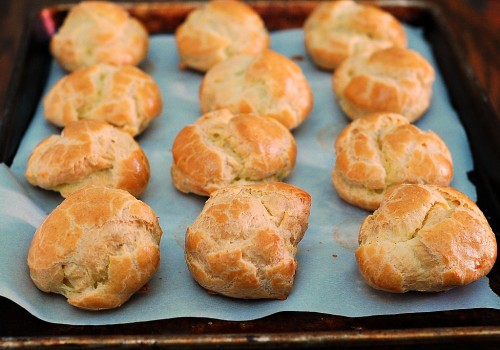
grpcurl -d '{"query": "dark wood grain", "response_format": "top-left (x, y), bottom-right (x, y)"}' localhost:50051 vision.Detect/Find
top-left (435, 0), bottom-right (499, 118)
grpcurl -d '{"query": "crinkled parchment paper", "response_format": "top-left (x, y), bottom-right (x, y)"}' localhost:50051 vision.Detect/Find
top-left (0, 27), bottom-right (498, 325)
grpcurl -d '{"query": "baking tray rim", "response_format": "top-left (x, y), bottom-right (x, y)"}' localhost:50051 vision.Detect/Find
top-left (4, 325), bottom-right (500, 348)
top-left (0, 0), bottom-right (499, 347)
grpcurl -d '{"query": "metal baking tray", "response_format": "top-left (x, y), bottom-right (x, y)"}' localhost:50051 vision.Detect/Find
top-left (1, 1), bottom-right (499, 348)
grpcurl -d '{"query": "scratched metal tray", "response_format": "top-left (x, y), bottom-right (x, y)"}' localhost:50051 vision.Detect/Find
top-left (0, 1), bottom-right (499, 348)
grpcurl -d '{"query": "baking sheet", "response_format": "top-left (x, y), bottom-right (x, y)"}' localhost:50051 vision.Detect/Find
top-left (0, 25), bottom-right (498, 326)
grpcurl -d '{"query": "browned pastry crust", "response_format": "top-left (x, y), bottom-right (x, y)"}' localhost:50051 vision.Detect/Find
top-left (355, 184), bottom-right (497, 293)
top-left (171, 109), bottom-right (297, 196)
top-left (175, 0), bottom-right (269, 72)
top-left (43, 63), bottom-right (162, 136)
top-left (25, 120), bottom-right (150, 198)
top-left (333, 47), bottom-right (435, 122)
top-left (304, 0), bottom-right (407, 70)
top-left (27, 186), bottom-right (163, 310)
top-left (332, 113), bottom-right (453, 211)
top-left (199, 49), bottom-right (313, 130)
top-left (50, 1), bottom-right (149, 71)
top-left (185, 182), bottom-right (312, 299)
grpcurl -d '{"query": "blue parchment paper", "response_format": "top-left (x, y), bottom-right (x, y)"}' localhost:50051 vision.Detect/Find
top-left (1, 26), bottom-right (498, 325)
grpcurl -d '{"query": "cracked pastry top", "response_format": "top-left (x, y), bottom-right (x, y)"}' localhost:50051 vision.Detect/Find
top-left (199, 49), bottom-right (313, 130)
top-left (355, 184), bottom-right (497, 293)
top-left (304, 0), bottom-right (406, 70)
top-left (50, 1), bottom-right (149, 71)
top-left (175, 0), bottom-right (269, 72)
top-left (27, 185), bottom-right (163, 310)
top-left (43, 63), bottom-right (162, 136)
top-left (184, 182), bottom-right (311, 299)
top-left (332, 113), bottom-right (453, 211)
top-left (25, 120), bottom-right (150, 198)
top-left (333, 47), bottom-right (435, 122)
top-left (171, 109), bottom-right (297, 196)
